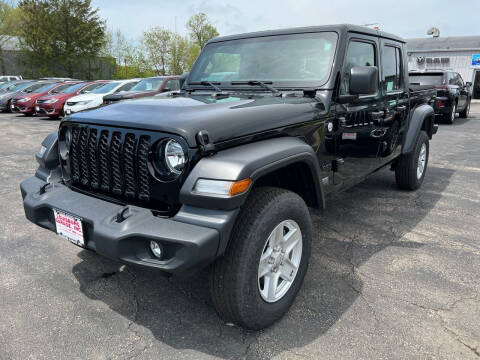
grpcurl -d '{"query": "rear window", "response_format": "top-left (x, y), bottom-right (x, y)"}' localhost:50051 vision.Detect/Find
top-left (409, 73), bottom-right (445, 86)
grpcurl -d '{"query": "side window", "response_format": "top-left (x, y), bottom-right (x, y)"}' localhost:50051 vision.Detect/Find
top-left (448, 73), bottom-right (457, 85)
top-left (165, 79), bottom-right (180, 91)
top-left (382, 45), bottom-right (403, 91)
top-left (342, 40), bottom-right (376, 94)
top-left (80, 83), bottom-right (101, 93)
top-left (116, 82), bottom-right (136, 92)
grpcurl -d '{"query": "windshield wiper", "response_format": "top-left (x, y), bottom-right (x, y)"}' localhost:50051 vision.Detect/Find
top-left (189, 81), bottom-right (223, 92)
top-left (231, 80), bottom-right (279, 93)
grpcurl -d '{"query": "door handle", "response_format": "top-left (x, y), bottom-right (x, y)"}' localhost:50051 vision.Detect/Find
top-left (397, 105), bottom-right (407, 111)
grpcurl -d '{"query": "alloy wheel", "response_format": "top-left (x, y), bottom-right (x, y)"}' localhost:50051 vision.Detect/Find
top-left (257, 220), bottom-right (302, 303)
top-left (417, 143), bottom-right (427, 179)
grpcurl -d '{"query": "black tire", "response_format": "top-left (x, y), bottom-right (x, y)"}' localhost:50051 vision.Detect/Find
top-left (444, 103), bottom-right (456, 124)
top-left (209, 187), bottom-right (312, 330)
top-left (459, 99), bottom-right (470, 118)
top-left (395, 130), bottom-right (429, 190)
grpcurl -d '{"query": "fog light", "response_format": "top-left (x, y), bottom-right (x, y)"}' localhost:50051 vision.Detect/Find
top-left (150, 241), bottom-right (163, 259)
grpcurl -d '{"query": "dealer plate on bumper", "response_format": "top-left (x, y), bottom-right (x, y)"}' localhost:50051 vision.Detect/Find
top-left (53, 209), bottom-right (85, 247)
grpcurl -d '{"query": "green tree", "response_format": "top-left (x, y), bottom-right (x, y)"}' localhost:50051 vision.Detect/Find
top-left (186, 13), bottom-right (219, 49)
top-left (142, 27), bottom-right (173, 75)
top-left (0, 1), bottom-right (21, 74)
top-left (18, 0), bottom-right (106, 78)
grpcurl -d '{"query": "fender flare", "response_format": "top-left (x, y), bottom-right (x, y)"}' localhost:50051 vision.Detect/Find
top-left (179, 137), bottom-right (325, 210)
top-left (402, 104), bottom-right (434, 154)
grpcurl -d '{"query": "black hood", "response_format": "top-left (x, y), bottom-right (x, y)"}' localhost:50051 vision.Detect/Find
top-left (70, 93), bottom-right (326, 147)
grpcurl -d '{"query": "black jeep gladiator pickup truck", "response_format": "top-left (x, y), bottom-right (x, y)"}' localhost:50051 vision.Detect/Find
top-left (21, 24), bottom-right (437, 330)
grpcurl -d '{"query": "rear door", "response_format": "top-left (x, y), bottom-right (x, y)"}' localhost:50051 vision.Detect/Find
top-left (378, 39), bottom-right (408, 163)
top-left (332, 33), bottom-right (384, 188)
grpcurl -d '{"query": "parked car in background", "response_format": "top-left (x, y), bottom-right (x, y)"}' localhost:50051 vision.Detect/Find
top-left (0, 81), bottom-right (42, 112)
top-left (11, 82), bottom-right (77, 116)
top-left (35, 81), bottom-right (108, 118)
top-left (64, 79), bottom-right (140, 115)
top-left (102, 76), bottom-right (180, 104)
top-left (409, 69), bottom-right (471, 124)
top-left (0, 75), bottom-right (22, 82)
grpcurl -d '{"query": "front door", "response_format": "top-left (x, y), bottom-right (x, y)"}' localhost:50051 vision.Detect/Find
top-left (331, 35), bottom-right (384, 188)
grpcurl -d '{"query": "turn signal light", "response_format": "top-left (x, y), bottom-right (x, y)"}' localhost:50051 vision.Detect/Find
top-left (229, 178), bottom-right (251, 196)
top-left (194, 178), bottom-right (251, 197)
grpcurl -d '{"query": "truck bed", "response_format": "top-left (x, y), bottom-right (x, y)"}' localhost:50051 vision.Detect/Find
top-left (409, 84), bottom-right (436, 107)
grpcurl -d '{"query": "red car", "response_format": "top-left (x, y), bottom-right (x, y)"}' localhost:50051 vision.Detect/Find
top-left (11, 82), bottom-right (78, 116)
top-left (102, 76), bottom-right (180, 104)
top-left (35, 81), bottom-right (108, 118)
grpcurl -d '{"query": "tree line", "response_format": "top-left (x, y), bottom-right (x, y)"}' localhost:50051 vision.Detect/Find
top-left (0, 0), bottom-right (219, 79)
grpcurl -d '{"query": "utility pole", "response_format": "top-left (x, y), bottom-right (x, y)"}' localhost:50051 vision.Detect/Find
top-left (124, 58), bottom-right (127, 78)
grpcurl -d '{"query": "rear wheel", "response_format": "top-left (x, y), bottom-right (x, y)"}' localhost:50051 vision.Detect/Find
top-left (444, 103), bottom-right (456, 124)
top-left (395, 131), bottom-right (429, 190)
top-left (209, 187), bottom-right (312, 330)
top-left (459, 100), bottom-right (470, 118)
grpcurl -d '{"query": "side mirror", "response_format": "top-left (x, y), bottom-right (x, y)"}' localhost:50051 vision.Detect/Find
top-left (180, 72), bottom-right (189, 89)
top-left (349, 66), bottom-right (378, 95)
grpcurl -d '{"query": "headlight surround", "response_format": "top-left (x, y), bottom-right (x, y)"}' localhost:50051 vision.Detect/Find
top-left (43, 99), bottom-right (58, 104)
top-left (18, 97), bottom-right (31, 102)
top-left (164, 139), bottom-right (186, 174)
top-left (58, 126), bottom-right (71, 160)
top-left (154, 138), bottom-right (187, 179)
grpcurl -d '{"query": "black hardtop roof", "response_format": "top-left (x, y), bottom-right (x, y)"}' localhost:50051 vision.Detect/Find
top-left (208, 24), bottom-right (405, 44)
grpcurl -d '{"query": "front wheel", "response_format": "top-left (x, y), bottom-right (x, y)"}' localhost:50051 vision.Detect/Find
top-left (459, 100), bottom-right (470, 118)
top-left (209, 187), bottom-right (312, 330)
top-left (395, 130), bottom-right (429, 190)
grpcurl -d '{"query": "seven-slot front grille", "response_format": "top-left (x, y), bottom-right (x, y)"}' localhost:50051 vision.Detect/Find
top-left (68, 126), bottom-right (151, 203)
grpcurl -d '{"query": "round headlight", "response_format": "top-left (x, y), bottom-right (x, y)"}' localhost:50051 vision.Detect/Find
top-left (163, 139), bottom-right (186, 175)
top-left (65, 127), bottom-right (72, 147)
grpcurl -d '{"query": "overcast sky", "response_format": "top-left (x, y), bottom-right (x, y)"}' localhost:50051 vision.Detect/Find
top-left (91, 0), bottom-right (478, 41)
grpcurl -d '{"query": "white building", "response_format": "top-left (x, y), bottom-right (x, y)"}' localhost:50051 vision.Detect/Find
top-left (407, 36), bottom-right (480, 99)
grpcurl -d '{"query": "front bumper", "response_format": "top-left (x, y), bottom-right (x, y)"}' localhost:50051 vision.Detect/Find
top-left (36, 103), bottom-right (62, 116)
top-left (20, 176), bottom-right (235, 275)
top-left (12, 102), bottom-right (34, 113)
top-left (63, 103), bottom-right (93, 114)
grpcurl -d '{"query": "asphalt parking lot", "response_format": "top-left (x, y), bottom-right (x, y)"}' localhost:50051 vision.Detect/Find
top-left (1, 107), bottom-right (479, 360)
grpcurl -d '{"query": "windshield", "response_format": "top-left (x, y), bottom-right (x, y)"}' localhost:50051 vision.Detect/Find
top-left (188, 32), bottom-right (338, 88)
top-left (9, 82), bottom-right (33, 92)
top-left (57, 82), bottom-right (85, 94)
top-left (91, 82), bottom-right (122, 94)
top-left (0, 82), bottom-right (14, 91)
top-left (31, 83), bottom-right (57, 93)
top-left (131, 78), bottom-right (163, 91)
top-left (409, 74), bottom-right (445, 86)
